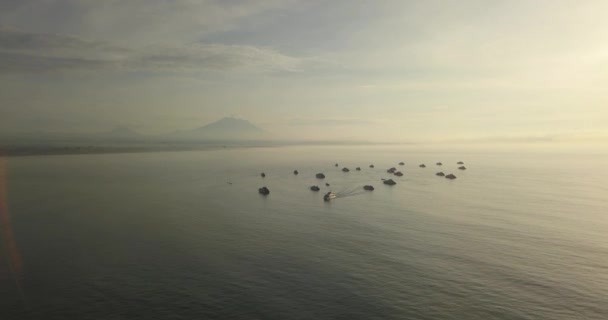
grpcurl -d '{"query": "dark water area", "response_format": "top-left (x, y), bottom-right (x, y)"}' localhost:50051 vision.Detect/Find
top-left (1, 146), bottom-right (607, 319)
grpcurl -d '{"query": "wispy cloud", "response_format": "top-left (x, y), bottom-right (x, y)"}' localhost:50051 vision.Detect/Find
top-left (0, 26), bottom-right (303, 73)
top-left (131, 44), bottom-right (303, 72)
top-left (0, 26), bottom-right (121, 54)
top-left (288, 118), bottom-right (379, 126)
top-left (0, 51), bottom-right (116, 73)
top-left (0, 0), bottom-right (298, 44)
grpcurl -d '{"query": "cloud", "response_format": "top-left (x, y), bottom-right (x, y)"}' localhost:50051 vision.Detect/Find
top-left (288, 118), bottom-right (379, 126)
top-left (0, 26), bottom-right (303, 74)
top-left (0, 51), bottom-right (116, 73)
top-left (0, 26), bottom-right (124, 55)
top-left (0, 0), bottom-right (297, 45)
top-left (131, 44), bottom-right (303, 72)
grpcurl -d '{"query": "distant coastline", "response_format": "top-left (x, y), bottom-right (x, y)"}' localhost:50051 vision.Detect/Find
top-left (0, 144), bottom-right (238, 157)
top-left (0, 140), bottom-right (381, 157)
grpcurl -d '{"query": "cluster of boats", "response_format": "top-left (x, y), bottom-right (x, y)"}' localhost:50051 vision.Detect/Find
top-left (258, 161), bottom-right (466, 201)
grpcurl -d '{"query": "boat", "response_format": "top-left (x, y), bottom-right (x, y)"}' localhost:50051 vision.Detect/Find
top-left (323, 192), bottom-right (336, 201)
top-left (258, 187), bottom-right (270, 195)
top-left (363, 185), bottom-right (374, 191)
top-left (310, 185), bottom-right (321, 191)
top-left (383, 179), bottom-right (397, 185)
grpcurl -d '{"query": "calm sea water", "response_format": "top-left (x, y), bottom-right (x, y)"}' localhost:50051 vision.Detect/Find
top-left (1, 145), bottom-right (607, 319)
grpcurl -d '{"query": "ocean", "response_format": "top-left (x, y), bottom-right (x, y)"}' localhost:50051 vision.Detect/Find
top-left (1, 145), bottom-right (607, 319)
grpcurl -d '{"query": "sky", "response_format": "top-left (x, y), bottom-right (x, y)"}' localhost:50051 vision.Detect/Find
top-left (1, 0), bottom-right (607, 142)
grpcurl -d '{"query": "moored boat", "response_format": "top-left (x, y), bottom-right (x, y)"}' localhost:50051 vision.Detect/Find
top-left (258, 186), bottom-right (270, 195)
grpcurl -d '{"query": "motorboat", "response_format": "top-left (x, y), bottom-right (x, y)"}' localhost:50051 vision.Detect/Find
top-left (323, 192), bottom-right (337, 201)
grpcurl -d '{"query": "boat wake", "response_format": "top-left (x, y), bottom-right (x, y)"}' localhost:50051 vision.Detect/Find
top-left (334, 185), bottom-right (367, 199)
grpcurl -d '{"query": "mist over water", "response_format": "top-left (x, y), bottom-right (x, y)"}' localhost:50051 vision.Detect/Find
top-left (2, 145), bottom-right (608, 319)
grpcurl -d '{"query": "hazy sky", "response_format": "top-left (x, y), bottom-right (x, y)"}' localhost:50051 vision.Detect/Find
top-left (1, 0), bottom-right (607, 142)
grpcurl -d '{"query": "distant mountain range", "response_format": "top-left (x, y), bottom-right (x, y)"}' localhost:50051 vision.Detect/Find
top-left (0, 117), bottom-right (268, 144)
top-left (168, 117), bottom-right (267, 141)
top-left (107, 125), bottom-right (143, 139)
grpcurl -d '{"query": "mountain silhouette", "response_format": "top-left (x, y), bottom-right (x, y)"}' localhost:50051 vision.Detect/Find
top-left (107, 126), bottom-right (142, 138)
top-left (170, 117), bottom-right (266, 140)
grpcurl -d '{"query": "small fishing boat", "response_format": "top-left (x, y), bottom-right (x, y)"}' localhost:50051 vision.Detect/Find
top-left (383, 179), bottom-right (397, 185)
top-left (323, 192), bottom-right (337, 201)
